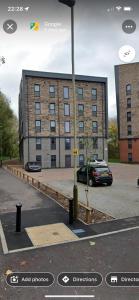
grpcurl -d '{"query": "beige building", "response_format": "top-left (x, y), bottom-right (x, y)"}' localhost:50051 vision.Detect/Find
top-left (19, 70), bottom-right (108, 168)
top-left (115, 63), bottom-right (139, 163)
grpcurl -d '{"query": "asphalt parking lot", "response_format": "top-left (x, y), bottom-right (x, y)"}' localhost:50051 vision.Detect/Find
top-left (31, 163), bottom-right (139, 219)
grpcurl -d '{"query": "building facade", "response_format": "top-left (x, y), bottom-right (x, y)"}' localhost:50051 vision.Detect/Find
top-left (19, 70), bottom-right (108, 168)
top-left (115, 62), bottom-right (139, 163)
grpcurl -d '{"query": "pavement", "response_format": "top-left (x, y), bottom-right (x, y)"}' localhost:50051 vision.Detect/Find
top-left (29, 163), bottom-right (139, 219)
top-left (0, 167), bottom-right (139, 299)
top-left (0, 228), bottom-right (139, 300)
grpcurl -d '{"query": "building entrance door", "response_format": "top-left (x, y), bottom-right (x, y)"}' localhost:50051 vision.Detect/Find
top-left (65, 155), bottom-right (71, 168)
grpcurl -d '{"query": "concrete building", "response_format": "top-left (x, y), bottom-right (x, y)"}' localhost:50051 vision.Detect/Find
top-left (115, 62), bottom-right (139, 163)
top-left (19, 70), bottom-right (108, 168)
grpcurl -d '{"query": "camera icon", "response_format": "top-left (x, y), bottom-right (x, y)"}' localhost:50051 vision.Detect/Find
top-left (10, 276), bottom-right (19, 284)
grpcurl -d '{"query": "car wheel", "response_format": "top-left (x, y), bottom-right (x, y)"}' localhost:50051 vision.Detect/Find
top-left (88, 178), bottom-right (94, 187)
top-left (107, 182), bottom-right (112, 186)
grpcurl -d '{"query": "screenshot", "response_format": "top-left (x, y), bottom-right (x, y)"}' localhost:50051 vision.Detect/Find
top-left (0, 0), bottom-right (139, 299)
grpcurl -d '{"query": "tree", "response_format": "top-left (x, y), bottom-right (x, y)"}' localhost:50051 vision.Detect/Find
top-left (108, 118), bottom-right (119, 159)
top-left (0, 91), bottom-right (19, 160)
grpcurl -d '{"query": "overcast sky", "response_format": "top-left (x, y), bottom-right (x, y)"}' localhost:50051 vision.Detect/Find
top-left (0, 0), bottom-right (139, 117)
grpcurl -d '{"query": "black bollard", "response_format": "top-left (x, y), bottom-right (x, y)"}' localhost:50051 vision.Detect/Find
top-left (16, 203), bottom-right (22, 232)
top-left (137, 178), bottom-right (139, 187)
top-left (69, 198), bottom-right (74, 225)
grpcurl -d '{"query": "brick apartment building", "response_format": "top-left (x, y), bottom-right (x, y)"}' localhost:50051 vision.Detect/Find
top-left (115, 62), bottom-right (139, 163)
top-left (19, 70), bottom-right (108, 168)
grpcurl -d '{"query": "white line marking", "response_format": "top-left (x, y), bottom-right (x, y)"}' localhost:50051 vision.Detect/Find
top-left (44, 296), bottom-right (95, 298)
top-left (8, 226), bottom-right (139, 254)
top-left (0, 220), bottom-right (9, 254)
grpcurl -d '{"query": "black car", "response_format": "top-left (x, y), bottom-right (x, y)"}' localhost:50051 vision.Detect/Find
top-left (25, 162), bottom-right (42, 172)
top-left (77, 164), bottom-right (113, 186)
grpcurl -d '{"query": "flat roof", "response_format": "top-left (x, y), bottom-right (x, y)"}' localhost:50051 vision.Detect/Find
top-left (22, 70), bottom-right (107, 84)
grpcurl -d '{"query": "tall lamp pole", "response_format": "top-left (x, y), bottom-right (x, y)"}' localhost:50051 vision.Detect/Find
top-left (58, 0), bottom-right (78, 220)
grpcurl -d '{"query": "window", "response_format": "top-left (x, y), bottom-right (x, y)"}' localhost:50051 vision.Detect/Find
top-left (79, 121), bottom-right (84, 133)
top-left (49, 85), bottom-right (55, 97)
top-left (128, 139), bottom-right (132, 149)
top-left (78, 104), bottom-right (84, 116)
top-left (51, 137), bottom-right (56, 150)
top-left (93, 154), bottom-right (98, 160)
top-left (128, 153), bottom-right (132, 162)
top-left (36, 138), bottom-right (41, 150)
top-left (65, 138), bottom-right (71, 150)
top-left (79, 154), bottom-right (84, 167)
top-left (92, 105), bottom-right (97, 116)
top-left (35, 102), bottom-right (41, 114)
top-left (92, 121), bottom-right (98, 133)
top-left (63, 87), bottom-right (69, 99)
top-left (92, 88), bottom-right (97, 100)
top-left (64, 104), bottom-right (70, 116)
top-left (127, 125), bottom-right (132, 135)
top-left (93, 137), bottom-right (98, 149)
top-left (77, 88), bottom-right (83, 100)
top-left (126, 84), bottom-right (131, 96)
top-left (79, 137), bottom-right (84, 149)
top-left (35, 120), bottom-right (41, 132)
top-left (34, 84), bottom-right (40, 97)
top-left (64, 121), bottom-right (70, 133)
top-left (36, 155), bottom-right (42, 163)
top-left (127, 98), bottom-right (131, 108)
top-left (51, 155), bottom-right (56, 168)
top-left (49, 103), bottom-right (55, 115)
top-left (127, 112), bottom-right (131, 122)
top-left (50, 120), bottom-right (56, 132)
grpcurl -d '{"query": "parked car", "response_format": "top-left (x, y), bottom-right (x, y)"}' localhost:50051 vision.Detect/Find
top-left (89, 159), bottom-right (107, 166)
top-left (77, 164), bottom-right (113, 186)
top-left (25, 162), bottom-right (42, 172)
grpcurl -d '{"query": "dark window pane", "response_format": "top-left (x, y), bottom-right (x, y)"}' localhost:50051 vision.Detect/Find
top-left (36, 155), bottom-right (42, 163)
top-left (127, 112), bottom-right (131, 122)
top-left (49, 85), bottom-right (55, 97)
top-left (36, 138), bottom-right (41, 150)
top-left (35, 120), bottom-right (41, 132)
top-left (77, 88), bottom-right (83, 100)
top-left (79, 154), bottom-right (84, 167)
top-left (92, 88), bottom-right (97, 100)
top-left (51, 137), bottom-right (56, 150)
top-left (92, 121), bottom-right (98, 133)
top-left (35, 102), bottom-right (41, 114)
top-left (50, 121), bottom-right (56, 132)
top-left (78, 104), bottom-right (84, 116)
top-left (92, 105), bottom-right (97, 116)
top-left (79, 122), bottom-right (84, 133)
top-left (126, 84), bottom-right (131, 96)
top-left (65, 138), bottom-right (71, 150)
top-left (34, 84), bottom-right (40, 96)
top-left (127, 125), bottom-right (132, 135)
top-left (51, 155), bottom-right (56, 168)
top-left (127, 98), bottom-right (131, 108)
top-left (79, 138), bottom-right (84, 149)
top-left (49, 103), bottom-right (55, 115)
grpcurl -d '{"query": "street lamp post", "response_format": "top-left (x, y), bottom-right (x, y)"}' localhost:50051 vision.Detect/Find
top-left (58, 0), bottom-right (78, 220)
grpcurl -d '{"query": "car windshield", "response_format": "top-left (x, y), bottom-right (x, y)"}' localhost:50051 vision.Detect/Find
top-left (29, 162), bottom-right (39, 166)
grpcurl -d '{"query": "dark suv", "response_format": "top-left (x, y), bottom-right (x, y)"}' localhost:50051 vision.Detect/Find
top-left (77, 164), bottom-right (113, 186)
top-left (25, 162), bottom-right (42, 172)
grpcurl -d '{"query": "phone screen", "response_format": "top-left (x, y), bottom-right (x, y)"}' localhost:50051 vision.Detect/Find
top-left (0, 1), bottom-right (139, 299)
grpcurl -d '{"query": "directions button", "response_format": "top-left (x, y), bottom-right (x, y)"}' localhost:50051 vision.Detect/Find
top-left (58, 272), bottom-right (103, 287)
top-left (106, 273), bottom-right (139, 287)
